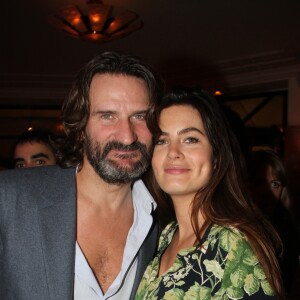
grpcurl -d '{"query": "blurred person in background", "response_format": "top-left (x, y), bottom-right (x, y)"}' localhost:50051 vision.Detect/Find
top-left (13, 129), bottom-right (57, 168)
top-left (247, 150), bottom-right (300, 297)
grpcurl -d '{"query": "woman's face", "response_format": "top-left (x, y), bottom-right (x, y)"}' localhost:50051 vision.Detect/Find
top-left (250, 164), bottom-right (283, 213)
top-left (152, 105), bottom-right (213, 200)
top-left (265, 165), bottom-right (283, 201)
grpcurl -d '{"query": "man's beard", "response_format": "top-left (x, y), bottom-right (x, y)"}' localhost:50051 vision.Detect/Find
top-left (84, 135), bottom-right (152, 184)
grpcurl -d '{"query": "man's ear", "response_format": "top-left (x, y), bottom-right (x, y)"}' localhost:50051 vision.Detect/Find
top-left (79, 131), bottom-right (85, 142)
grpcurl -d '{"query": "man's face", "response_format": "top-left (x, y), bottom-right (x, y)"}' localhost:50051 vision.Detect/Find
top-left (83, 73), bottom-right (153, 184)
top-left (14, 142), bottom-right (56, 168)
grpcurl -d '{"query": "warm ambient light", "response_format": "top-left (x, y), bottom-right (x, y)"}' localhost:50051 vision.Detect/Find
top-left (214, 90), bottom-right (223, 96)
top-left (48, 0), bottom-right (143, 44)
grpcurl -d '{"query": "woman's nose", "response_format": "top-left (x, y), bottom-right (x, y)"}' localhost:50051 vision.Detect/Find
top-left (167, 142), bottom-right (183, 160)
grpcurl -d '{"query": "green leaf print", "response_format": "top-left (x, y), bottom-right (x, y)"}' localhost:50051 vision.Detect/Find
top-left (208, 226), bottom-right (222, 249)
top-left (242, 246), bottom-right (258, 266)
top-left (203, 259), bottom-right (224, 280)
top-left (183, 283), bottom-right (211, 300)
top-left (179, 247), bottom-right (196, 256)
top-left (230, 265), bottom-right (248, 288)
top-left (143, 260), bottom-right (158, 281)
top-left (219, 228), bottom-right (239, 252)
top-left (212, 287), bottom-right (226, 299)
top-left (176, 280), bottom-right (185, 286)
top-left (134, 224), bottom-right (276, 300)
top-left (173, 267), bottom-right (190, 281)
top-left (222, 239), bottom-right (246, 277)
top-left (226, 286), bottom-right (244, 299)
top-left (165, 279), bottom-right (174, 288)
top-left (244, 273), bottom-right (260, 295)
top-left (261, 279), bottom-right (275, 296)
top-left (135, 282), bottom-right (158, 300)
top-left (163, 288), bottom-right (185, 300)
top-left (171, 259), bottom-right (184, 273)
top-left (212, 294), bottom-right (230, 300)
top-left (192, 253), bottom-right (198, 260)
top-left (253, 264), bottom-right (266, 280)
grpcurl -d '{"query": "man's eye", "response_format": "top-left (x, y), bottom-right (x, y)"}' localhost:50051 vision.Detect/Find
top-left (100, 113), bottom-right (113, 120)
top-left (35, 159), bottom-right (46, 166)
top-left (15, 163), bottom-right (25, 169)
top-left (132, 114), bottom-right (146, 120)
top-left (270, 180), bottom-right (281, 189)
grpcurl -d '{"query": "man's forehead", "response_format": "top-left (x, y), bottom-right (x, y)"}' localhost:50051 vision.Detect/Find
top-left (91, 73), bottom-right (148, 87)
top-left (15, 141), bottom-right (52, 153)
top-left (92, 99), bottom-right (150, 109)
top-left (89, 74), bottom-right (150, 110)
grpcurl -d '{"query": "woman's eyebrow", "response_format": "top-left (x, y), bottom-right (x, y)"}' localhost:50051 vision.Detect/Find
top-left (159, 127), bottom-right (205, 136)
top-left (178, 127), bottom-right (205, 136)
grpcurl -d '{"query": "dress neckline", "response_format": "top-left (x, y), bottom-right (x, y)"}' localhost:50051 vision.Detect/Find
top-left (156, 222), bottom-right (214, 277)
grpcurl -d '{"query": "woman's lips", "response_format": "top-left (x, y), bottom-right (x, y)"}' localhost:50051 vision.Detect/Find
top-left (164, 166), bottom-right (189, 174)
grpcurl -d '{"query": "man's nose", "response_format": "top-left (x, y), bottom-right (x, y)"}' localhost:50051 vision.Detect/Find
top-left (27, 162), bottom-right (34, 168)
top-left (116, 120), bottom-right (138, 145)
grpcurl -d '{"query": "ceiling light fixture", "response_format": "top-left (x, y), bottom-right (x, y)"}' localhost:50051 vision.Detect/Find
top-left (49, 0), bottom-right (143, 44)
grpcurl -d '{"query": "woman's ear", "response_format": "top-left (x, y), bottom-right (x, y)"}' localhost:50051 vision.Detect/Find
top-left (213, 157), bottom-right (218, 170)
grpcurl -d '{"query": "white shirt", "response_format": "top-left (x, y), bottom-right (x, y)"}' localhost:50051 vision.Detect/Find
top-left (74, 179), bottom-right (156, 300)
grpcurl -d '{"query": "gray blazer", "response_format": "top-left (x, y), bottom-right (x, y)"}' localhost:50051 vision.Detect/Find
top-left (0, 166), bottom-right (159, 300)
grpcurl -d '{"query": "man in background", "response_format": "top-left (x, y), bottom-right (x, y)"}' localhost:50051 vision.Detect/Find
top-left (13, 129), bottom-right (57, 168)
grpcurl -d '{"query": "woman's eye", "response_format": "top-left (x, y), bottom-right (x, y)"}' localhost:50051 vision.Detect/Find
top-left (155, 139), bottom-right (166, 145)
top-left (270, 180), bottom-right (281, 189)
top-left (184, 137), bottom-right (199, 144)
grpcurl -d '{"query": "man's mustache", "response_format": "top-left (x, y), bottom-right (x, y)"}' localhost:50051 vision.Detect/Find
top-left (101, 141), bottom-right (148, 159)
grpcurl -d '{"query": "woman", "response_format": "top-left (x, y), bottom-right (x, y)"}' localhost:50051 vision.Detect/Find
top-left (248, 150), bottom-right (300, 295)
top-left (136, 88), bottom-right (284, 299)
top-left (247, 150), bottom-right (292, 215)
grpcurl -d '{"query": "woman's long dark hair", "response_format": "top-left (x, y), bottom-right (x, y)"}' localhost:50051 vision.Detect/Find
top-left (144, 87), bottom-right (284, 299)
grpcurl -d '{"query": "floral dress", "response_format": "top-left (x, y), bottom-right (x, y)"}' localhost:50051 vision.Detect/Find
top-left (135, 222), bottom-right (276, 300)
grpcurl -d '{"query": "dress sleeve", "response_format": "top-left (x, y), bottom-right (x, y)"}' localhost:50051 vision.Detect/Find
top-left (214, 233), bottom-right (277, 299)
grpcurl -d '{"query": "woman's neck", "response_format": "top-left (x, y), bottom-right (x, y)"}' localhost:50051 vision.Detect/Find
top-left (171, 194), bottom-right (206, 246)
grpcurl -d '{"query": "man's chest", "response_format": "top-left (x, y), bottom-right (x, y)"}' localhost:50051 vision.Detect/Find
top-left (77, 222), bottom-right (131, 293)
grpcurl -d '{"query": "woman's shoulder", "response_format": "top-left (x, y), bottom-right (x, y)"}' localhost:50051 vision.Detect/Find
top-left (206, 224), bottom-right (275, 299)
top-left (207, 224), bottom-right (249, 251)
top-left (207, 224), bottom-right (258, 263)
top-left (205, 225), bottom-right (261, 277)
top-left (208, 223), bottom-right (245, 238)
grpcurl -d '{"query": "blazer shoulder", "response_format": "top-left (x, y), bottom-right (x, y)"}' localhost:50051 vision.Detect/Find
top-left (0, 166), bottom-right (76, 209)
top-left (0, 166), bottom-right (76, 187)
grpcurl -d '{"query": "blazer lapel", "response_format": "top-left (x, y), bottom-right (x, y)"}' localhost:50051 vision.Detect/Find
top-left (129, 213), bottom-right (159, 300)
top-left (37, 167), bottom-right (77, 300)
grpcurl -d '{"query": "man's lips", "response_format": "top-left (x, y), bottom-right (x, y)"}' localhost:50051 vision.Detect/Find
top-left (109, 149), bottom-right (140, 159)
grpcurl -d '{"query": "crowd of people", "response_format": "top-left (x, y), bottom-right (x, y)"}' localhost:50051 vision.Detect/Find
top-left (0, 51), bottom-right (299, 300)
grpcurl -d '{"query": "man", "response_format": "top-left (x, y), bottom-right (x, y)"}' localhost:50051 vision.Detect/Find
top-left (0, 52), bottom-right (162, 299)
top-left (13, 129), bottom-right (57, 168)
